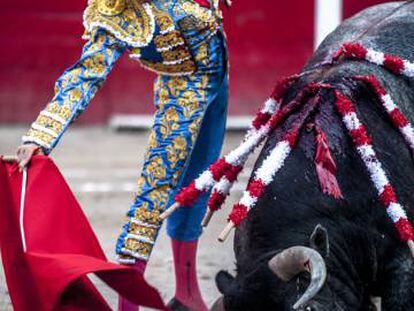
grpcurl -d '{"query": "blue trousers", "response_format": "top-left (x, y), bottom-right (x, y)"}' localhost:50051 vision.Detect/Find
top-left (167, 73), bottom-right (228, 241)
top-left (116, 31), bottom-right (228, 262)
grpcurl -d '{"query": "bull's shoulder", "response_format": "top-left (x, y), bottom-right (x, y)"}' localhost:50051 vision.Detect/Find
top-left (357, 1), bottom-right (414, 60)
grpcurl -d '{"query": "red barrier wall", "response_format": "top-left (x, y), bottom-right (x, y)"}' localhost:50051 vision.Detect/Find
top-left (0, 0), bottom-right (390, 124)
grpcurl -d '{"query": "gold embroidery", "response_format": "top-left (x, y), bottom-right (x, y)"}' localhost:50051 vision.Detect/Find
top-left (188, 116), bottom-right (202, 139)
top-left (146, 131), bottom-right (163, 165)
top-left (68, 89), bottom-right (83, 103)
top-left (124, 204), bottom-right (164, 259)
top-left (83, 53), bottom-right (107, 76)
top-left (135, 176), bottom-right (146, 195)
top-left (83, 0), bottom-right (155, 47)
top-left (35, 115), bottom-right (64, 133)
top-left (45, 101), bottom-right (61, 114)
top-left (177, 1), bottom-right (222, 34)
top-left (162, 46), bottom-right (191, 63)
top-left (62, 68), bottom-right (82, 85)
top-left (87, 0), bottom-right (199, 76)
top-left (146, 156), bottom-right (167, 187)
top-left (140, 59), bottom-right (196, 75)
top-left (23, 101), bottom-right (75, 148)
top-left (129, 223), bottom-right (158, 239)
top-left (182, 90), bottom-right (198, 102)
top-left (154, 31), bottom-right (185, 51)
top-left (148, 130), bottom-right (158, 149)
top-left (159, 107), bottom-right (180, 138)
top-left (167, 76), bottom-right (187, 97)
top-left (172, 170), bottom-right (181, 183)
top-left (25, 129), bottom-right (55, 147)
top-left (124, 239), bottom-right (152, 257)
top-left (195, 42), bottom-right (209, 65)
top-left (196, 75), bottom-right (209, 90)
top-left (58, 103), bottom-right (73, 120)
top-left (153, 8), bottom-right (175, 34)
top-left (177, 90), bottom-right (199, 118)
top-left (178, 0), bottom-right (221, 33)
top-left (97, 0), bottom-right (126, 16)
top-left (133, 205), bottom-right (162, 227)
top-left (181, 99), bottom-right (200, 119)
top-left (166, 136), bottom-right (188, 168)
top-left (129, 47), bottom-right (141, 58)
top-left (181, 1), bottom-right (216, 24)
top-left (156, 82), bottom-right (170, 107)
top-left (148, 185), bottom-right (171, 207)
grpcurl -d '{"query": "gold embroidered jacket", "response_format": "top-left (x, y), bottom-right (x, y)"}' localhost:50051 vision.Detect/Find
top-left (22, 0), bottom-right (222, 152)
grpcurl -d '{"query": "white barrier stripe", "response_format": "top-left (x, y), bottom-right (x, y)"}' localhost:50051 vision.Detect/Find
top-left (20, 169), bottom-right (28, 252)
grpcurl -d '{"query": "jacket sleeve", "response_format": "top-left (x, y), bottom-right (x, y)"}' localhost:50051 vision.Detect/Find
top-left (22, 29), bottom-right (126, 154)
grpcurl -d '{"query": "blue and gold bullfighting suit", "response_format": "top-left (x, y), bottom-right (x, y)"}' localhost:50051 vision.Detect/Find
top-left (22, 0), bottom-right (228, 263)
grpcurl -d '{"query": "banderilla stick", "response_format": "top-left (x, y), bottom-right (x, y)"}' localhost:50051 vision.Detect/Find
top-left (218, 221), bottom-right (235, 242)
top-left (408, 240), bottom-right (414, 259)
top-left (159, 202), bottom-right (180, 221)
top-left (201, 209), bottom-right (215, 227)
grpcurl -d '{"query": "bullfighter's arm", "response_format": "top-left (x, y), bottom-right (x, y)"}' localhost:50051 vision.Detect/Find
top-left (21, 29), bottom-right (126, 154)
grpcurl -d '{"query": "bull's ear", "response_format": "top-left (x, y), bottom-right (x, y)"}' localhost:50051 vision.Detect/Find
top-left (310, 224), bottom-right (330, 258)
top-left (216, 271), bottom-right (235, 295)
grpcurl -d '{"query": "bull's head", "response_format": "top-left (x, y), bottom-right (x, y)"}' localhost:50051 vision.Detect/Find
top-left (212, 224), bottom-right (374, 310)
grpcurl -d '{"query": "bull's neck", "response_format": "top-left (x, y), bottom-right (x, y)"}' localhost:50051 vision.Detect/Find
top-left (327, 223), bottom-right (379, 300)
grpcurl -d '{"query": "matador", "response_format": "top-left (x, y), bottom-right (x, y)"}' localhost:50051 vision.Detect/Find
top-left (16, 0), bottom-right (229, 310)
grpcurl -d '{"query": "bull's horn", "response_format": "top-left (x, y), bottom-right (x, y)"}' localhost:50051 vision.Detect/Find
top-left (268, 246), bottom-right (327, 310)
top-left (210, 296), bottom-right (225, 311)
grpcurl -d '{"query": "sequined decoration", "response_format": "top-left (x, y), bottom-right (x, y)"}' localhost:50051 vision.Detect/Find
top-left (97, 0), bottom-right (126, 16)
top-left (23, 0), bottom-right (227, 263)
top-left (22, 31), bottom-right (125, 152)
top-left (116, 71), bottom-right (210, 261)
top-left (83, 0), bottom-right (156, 47)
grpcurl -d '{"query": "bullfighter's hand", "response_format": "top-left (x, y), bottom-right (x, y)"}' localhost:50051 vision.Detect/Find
top-left (16, 144), bottom-right (44, 172)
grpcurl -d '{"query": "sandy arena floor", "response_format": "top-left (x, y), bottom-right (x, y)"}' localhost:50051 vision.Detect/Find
top-left (0, 126), bottom-right (257, 310)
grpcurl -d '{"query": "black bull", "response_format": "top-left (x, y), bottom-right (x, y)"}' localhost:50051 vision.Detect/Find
top-left (213, 2), bottom-right (414, 311)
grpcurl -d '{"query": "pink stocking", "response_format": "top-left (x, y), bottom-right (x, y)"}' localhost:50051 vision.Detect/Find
top-left (118, 260), bottom-right (147, 311)
top-left (172, 239), bottom-right (207, 311)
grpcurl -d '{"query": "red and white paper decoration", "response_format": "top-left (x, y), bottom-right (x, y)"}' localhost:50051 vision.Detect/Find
top-left (170, 76), bottom-right (299, 210)
top-left (334, 42), bottom-right (414, 78)
top-left (228, 129), bottom-right (299, 226)
top-left (355, 75), bottom-right (414, 154)
top-left (335, 90), bottom-right (414, 242)
top-left (162, 42), bottom-right (414, 256)
top-left (227, 92), bottom-right (325, 227)
top-left (204, 95), bottom-right (283, 220)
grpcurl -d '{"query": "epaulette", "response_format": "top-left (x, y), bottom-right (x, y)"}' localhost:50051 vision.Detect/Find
top-left (82, 0), bottom-right (155, 47)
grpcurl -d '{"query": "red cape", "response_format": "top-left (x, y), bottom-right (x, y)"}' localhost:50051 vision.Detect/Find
top-left (0, 156), bottom-right (166, 311)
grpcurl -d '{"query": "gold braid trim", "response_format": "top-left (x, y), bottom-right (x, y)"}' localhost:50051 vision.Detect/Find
top-left (177, 0), bottom-right (221, 31)
top-left (83, 0), bottom-right (155, 48)
top-left (121, 207), bottom-right (163, 261)
top-left (22, 102), bottom-right (73, 150)
top-left (140, 58), bottom-right (196, 76)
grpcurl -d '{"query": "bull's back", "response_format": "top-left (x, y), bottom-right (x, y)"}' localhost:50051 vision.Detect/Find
top-left (235, 1), bottom-right (414, 263)
top-left (306, 1), bottom-right (414, 71)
